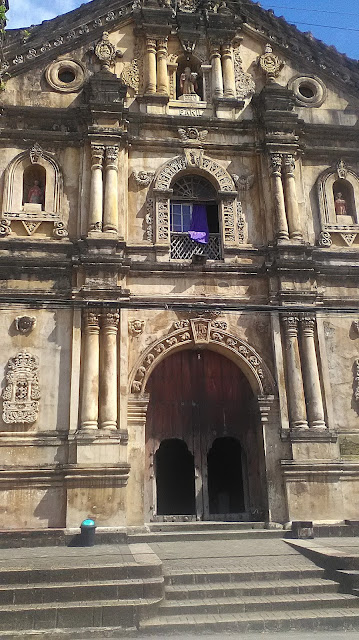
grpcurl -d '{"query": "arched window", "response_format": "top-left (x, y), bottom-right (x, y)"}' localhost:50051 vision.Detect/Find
top-left (170, 175), bottom-right (221, 260)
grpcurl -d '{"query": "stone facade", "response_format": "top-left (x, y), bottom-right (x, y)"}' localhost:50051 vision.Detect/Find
top-left (1, 0), bottom-right (359, 529)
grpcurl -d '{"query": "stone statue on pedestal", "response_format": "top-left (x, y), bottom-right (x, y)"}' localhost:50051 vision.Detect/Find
top-left (180, 67), bottom-right (198, 96)
top-left (334, 192), bottom-right (347, 216)
top-left (27, 180), bottom-right (44, 205)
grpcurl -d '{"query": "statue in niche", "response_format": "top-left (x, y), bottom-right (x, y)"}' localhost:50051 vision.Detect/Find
top-left (334, 192), bottom-right (347, 216)
top-left (180, 66), bottom-right (198, 97)
top-left (27, 180), bottom-right (44, 205)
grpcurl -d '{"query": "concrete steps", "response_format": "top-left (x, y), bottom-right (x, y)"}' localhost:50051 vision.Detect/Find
top-left (141, 555), bottom-right (359, 633)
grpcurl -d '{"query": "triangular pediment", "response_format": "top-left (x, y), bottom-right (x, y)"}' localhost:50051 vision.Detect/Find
top-left (3, 0), bottom-right (359, 101)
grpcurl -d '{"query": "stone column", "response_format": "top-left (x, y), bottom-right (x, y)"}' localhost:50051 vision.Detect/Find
top-left (210, 42), bottom-right (224, 98)
top-left (156, 37), bottom-right (169, 95)
top-left (145, 37), bottom-right (157, 94)
top-left (282, 315), bottom-right (308, 429)
top-left (299, 315), bottom-right (326, 429)
top-left (221, 41), bottom-right (236, 99)
top-left (283, 155), bottom-right (303, 241)
top-left (80, 311), bottom-right (100, 430)
top-left (99, 311), bottom-right (119, 431)
top-left (270, 154), bottom-right (289, 241)
top-left (103, 146), bottom-right (119, 233)
top-left (88, 145), bottom-right (104, 233)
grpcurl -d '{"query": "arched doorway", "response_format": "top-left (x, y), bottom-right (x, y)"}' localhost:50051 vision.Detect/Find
top-left (145, 349), bottom-right (267, 522)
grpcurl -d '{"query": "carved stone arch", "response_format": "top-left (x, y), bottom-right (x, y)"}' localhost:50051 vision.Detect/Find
top-left (2, 144), bottom-right (63, 217)
top-left (150, 152), bottom-right (243, 249)
top-left (130, 318), bottom-right (275, 397)
top-left (317, 160), bottom-right (359, 247)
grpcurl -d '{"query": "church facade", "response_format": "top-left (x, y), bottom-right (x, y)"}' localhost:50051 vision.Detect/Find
top-left (1, 0), bottom-right (359, 530)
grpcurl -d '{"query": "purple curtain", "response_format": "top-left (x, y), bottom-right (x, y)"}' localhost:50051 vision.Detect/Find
top-left (188, 204), bottom-right (209, 244)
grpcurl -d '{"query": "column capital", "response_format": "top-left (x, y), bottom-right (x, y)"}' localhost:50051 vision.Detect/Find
top-left (300, 313), bottom-right (316, 336)
top-left (269, 153), bottom-right (283, 176)
top-left (210, 40), bottom-right (221, 55)
top-left (282, 314), bottom-right (300, 336)
top-left (146, 36), bottom-right (157, 50)
top-left (85, 310), bottom-right (100, 331)
top-left (101, 310), bottom-right (120, 329)
top-left (283, 154), bottom-right (296, 175)
top-left (157, 36), bottom-right (168, 49)
top-left (90, 144), bottom-right (105, 168)
top-left (105, 146), bottom-right (119, 169)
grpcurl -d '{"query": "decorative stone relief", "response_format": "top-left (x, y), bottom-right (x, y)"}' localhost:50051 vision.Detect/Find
top-left (178, 0), bottom-right (198, 12)
top-left (318, 231), bottom-right (332, 247)
top-left (157, 198), bottom-right (170, 242)
top-left (352, 320), bottom-right (359, 335)
top-left (178, 128), bottom-right (208, 143)
top-left (132, 171), bottom-right (155, 188)
top-left (53, 221), bottom-right (69, 239)
top-left (222, 199), bottom-right (237, 244)
top-left (30, 143), bottom-right (44, 164)
top-left (237, 201), bottom-right (245, 243)
top-left (0, 219), bottom-right (11, 237)
top-left (354, 359), bottom-right (359, 402)
top-left (121, 38), bottom-right (140, 94)
top-left (233, 47), bottom-right (255, 99)
top-left (258, 43), bottom-right (284, 82)
top-left (94, 32), bottom-right (123, 70)
top-left (15, 316), bottom-right (36, 334)
top-left (145, 198), bottom-right (154, 242)
top-left (2, 350), bottom-right (40, 424)
top-left (232, 173), bottom-right (255, 191)
top-left (129, 320), bottom-right (145, 336)
top-left (131, 320), bottom-right (274, 396)
top-left (154, 153), bottom-right (235, 193)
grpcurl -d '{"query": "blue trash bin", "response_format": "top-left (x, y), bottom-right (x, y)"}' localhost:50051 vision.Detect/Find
top-left (80, 519), bottom-right (96, 546)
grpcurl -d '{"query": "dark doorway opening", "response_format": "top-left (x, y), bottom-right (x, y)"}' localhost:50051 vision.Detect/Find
top-left (155, 439), bottom-right (196, 516)
top-left (208, 437), bottom-right (245, 514)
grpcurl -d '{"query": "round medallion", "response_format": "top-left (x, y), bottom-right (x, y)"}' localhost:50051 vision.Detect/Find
top-left (45, 59), bottom-right (86, 93)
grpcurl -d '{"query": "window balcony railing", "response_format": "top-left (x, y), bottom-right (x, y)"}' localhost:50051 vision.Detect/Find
top-left (170, 233), bottom-right (222, 260)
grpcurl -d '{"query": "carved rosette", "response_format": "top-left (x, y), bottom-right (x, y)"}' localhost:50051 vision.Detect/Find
top-left (130, 319), bottom-right (273, 395)
top-left (2, 350), bottom-right (40, 424)
top-left (258, 43), bottom-right (284, 82)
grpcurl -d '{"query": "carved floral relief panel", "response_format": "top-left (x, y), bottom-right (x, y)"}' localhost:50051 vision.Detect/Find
top-left (2, 350), bottom-right (40, 424)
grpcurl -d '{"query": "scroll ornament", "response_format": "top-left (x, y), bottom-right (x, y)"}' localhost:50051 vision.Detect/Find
top-left (2, 350), bottom-right (40, 424)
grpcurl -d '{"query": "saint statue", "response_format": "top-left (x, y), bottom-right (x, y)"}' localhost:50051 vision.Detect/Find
top-left (180, 67), bottom-right (198, 96)
top-left (27, 180), bottom-right (44, 205)
top-left (334, 192), bottom-right (347, 216)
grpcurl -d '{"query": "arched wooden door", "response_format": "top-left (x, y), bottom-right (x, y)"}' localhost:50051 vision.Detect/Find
top-left (145, 349), bottom-right (267, 522)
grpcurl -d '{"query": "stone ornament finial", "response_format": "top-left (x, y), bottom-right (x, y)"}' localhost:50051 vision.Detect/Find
top-left (94, 32), bottom-right (123, 70)
top-left (258, 43), bottom-right (284, 82)
top-left (15, 316), bottom-right (36, 334)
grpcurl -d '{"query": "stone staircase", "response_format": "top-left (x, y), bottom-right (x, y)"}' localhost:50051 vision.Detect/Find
top-left (0, 544), bottom-right (163, 639)
top-left (142, 561), bottom-right (359, 634)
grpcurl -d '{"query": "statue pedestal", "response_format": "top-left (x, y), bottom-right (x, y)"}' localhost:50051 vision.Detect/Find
top-left (23, 203), bottom-right (42, 214)
top-left (178, 94), bottom-right (200, 102)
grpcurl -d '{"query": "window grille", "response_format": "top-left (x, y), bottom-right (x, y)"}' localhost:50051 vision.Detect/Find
top-left (170, 233), bottom-right (222, 260)
top-left (172, 176), bottom-right (216, 201)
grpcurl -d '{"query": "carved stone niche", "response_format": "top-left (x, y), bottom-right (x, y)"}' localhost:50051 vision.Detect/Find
top-left (150, 152), bottom-right (243, 251)
top-left (317, 160), bottom-right (359, 248)
top-left (2, 350), bottom-right (40, 425)
top-left (1, 144), bottom-right (68, 239)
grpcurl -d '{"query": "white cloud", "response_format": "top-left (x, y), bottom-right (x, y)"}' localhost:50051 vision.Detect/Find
top-left (7, 0), bottom-right (86, 29)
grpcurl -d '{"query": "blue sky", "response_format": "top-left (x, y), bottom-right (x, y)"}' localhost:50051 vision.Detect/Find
top-left (7, 0), bottom-right (359, 60)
